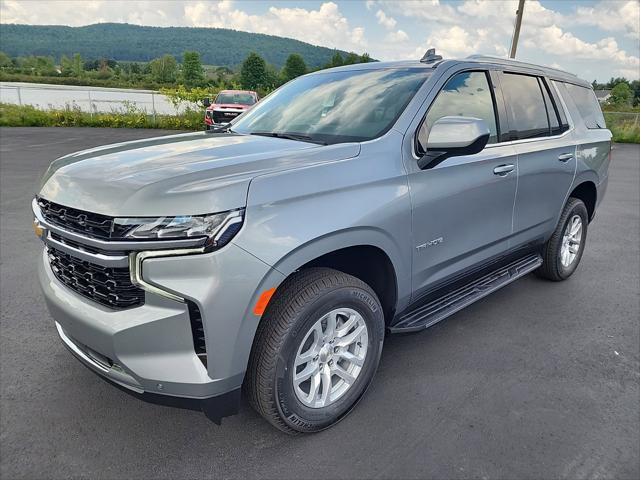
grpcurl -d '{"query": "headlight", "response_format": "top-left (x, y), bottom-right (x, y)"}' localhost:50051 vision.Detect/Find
top-left (114, 209), bottom-right (244, 250)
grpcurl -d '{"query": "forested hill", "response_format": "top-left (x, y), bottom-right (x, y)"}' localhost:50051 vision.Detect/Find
top-left (0, 23), bottom-right (352, 68)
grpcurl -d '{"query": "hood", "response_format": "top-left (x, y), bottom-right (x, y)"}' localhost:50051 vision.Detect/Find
top-left (39, 132), bottom-right (360, 216)
top-left (208, 103), bottom-right (251, 110)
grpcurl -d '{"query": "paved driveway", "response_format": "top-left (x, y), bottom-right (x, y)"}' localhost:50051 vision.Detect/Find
top-left (1, 128), bottom-right (638, 479)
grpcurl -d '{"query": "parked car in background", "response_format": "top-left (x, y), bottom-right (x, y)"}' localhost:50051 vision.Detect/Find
top-left (204, 90), bottom-right (258, 128)
top-left (33, 52), bottom-right (610, 434)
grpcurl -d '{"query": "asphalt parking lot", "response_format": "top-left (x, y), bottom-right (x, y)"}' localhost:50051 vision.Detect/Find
top-left (1, 127), bottom-right (638, 479)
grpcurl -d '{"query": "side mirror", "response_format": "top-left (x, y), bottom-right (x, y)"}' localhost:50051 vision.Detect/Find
top-left (203, 98), bottom-right (211, 107)
top-left (418, 116), bottom-right (490, 170)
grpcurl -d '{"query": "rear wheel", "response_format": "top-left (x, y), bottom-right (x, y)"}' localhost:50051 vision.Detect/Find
top-left (536, 197), bottom-right (589, 281)
top-left (245, 268), bottom-right (385, 434)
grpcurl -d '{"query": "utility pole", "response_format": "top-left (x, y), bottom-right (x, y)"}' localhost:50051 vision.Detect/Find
top-left (509, 0), bottom-right (526, 58)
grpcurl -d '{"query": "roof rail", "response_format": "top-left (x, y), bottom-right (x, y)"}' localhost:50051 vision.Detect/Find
top-left (466, 54), bottom-right (577, 77)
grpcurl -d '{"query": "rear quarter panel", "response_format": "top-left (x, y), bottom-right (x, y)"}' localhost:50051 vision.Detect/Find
top-left (555, 81), bottom-right (612, 207)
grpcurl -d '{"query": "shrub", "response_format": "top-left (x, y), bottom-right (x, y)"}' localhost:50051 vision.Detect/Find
top-left (0, 102), bottom-right (203, 130)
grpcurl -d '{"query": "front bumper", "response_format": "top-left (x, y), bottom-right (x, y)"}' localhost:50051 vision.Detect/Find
top-left (38, 240), bottom-right (283, 420)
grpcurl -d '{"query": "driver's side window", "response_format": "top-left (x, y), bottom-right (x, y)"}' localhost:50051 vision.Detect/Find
top-left (417, 71), bottom-right (498, 153)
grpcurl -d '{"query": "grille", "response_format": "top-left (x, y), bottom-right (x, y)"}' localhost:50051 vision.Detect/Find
top-left (47, 247), bottom-right (144, 309)
top-left (37, 197), bottom-right (131, 240)
top-left (209, 111), bottom-right (239, 123)
top-left (49, 232), bottom-right (128, 256)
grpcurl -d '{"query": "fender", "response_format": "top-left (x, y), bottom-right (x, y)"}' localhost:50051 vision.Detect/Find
top-left (269, 227), bottom-right (410, 309)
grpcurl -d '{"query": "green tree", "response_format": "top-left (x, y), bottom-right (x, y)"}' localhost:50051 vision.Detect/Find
top-left (343, 52), bottom-right (360, 65)
top-left (149, 54), bottom-right (178, 83)
top-left (329, 52), bottom-right (343, 67)
top-left (60, 53), bottom-right (84, 77)
top-left (630, 79), bottom-right (640, 107)
top-left (0, 51), bottom-right (12, 68)
top-left (360, 53), bottom-right (373, 63)
top-left (610, 82), bottom-right (632, 106)
top-left (19, 55), bottom-right (56, 76)
top-left (606, 77), bottom-right (629, 89)
top-left (181, 51), bottom-right (205, 86)
top-left (96, 58), bottom-right (113, 79)
top-left (240, 52), bottom-right (267, 90)
top-left (282, 53), bottom-right (307, 82)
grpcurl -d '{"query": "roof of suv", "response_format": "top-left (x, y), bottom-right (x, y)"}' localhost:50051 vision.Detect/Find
top-left (314, 54), bottom-right (589, 87)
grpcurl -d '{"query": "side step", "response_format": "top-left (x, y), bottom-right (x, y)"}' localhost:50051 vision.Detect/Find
top-left (389, 253), bottom-right (543, 333)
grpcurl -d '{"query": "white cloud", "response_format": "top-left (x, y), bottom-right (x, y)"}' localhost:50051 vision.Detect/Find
top-left (375, 9), bottom-right (396, 30)
top-left (385, 29), bottom-right (408, 43)
top-left (380, 0), bottom-right (459, 25)
top-left (184, 1), bottom-right (367, 51)
top-left (522, 25), bottom-right (639, 79)
top-left (575, 1), bottom-right (640, 40)
top-left (389, 0), bottom-right (639, 79)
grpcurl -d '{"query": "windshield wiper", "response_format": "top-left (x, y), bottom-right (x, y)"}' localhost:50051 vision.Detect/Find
top-left (250, 131), bottom-right (327, 145)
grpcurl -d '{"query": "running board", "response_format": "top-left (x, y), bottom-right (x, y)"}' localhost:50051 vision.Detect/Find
top-left (389, 253), bottom-right (543, 333)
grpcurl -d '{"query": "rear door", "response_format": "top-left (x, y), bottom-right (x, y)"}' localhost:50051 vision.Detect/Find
top-left (499, 72), bottom-right (577, 247)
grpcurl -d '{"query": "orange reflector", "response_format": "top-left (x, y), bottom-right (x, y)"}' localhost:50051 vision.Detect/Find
top-left (253, 287), bottom-right (276, 316)
top-left (33, 220), bottom-right (44, 238)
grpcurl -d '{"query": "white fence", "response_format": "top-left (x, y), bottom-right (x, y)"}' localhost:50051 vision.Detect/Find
top-left (0, 82), bottom-right (196, 115)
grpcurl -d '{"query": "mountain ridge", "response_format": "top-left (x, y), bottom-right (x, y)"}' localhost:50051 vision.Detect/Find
top-left (0, 22), bottom-right (355, 68)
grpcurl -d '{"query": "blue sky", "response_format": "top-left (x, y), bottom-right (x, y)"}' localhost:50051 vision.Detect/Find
top-left (1, 0), bottom-right (638, 81)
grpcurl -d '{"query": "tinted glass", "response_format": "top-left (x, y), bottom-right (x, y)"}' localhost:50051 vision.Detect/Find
top-left (563, 83), bottom-right (606, 129)
top-left (215, 93), bottom-right (256, 105)
top-left (550, 80), bottom-right (570, 129)
top-left (418, 71), bottom-right (498, 150)
top-left (501, 73), bottom-right (550, 139)
top-left (232, 68), bottom-right (429, 144)
top-left (540, 79), bottom-right (561, 134)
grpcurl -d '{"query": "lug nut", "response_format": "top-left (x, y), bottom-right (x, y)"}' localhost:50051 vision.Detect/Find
top-left (328, 359), bottom-right (334, 366)
top-left (334, 347), bottom-right (339, 353)
top-left (313, 355), bottom-right (319, 362)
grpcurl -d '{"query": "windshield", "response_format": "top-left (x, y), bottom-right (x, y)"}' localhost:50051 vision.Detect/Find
top-left (215, 93), bottom-right (256, 105)
top-left (231, 68), bottom-right (429, 144)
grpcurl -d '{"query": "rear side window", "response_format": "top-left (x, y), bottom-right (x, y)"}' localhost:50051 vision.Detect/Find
top-left (417, 71), bottom-right (498, 152)
top-left (539, 80), bottom-right (563, 135)
top-left (500, 73), bottom-right (550, 139)
top-left (562, 83), bottom-right (606, 129)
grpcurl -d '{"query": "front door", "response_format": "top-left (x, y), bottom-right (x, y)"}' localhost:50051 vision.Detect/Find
top-left (406, 70), bottom-right (518, 300)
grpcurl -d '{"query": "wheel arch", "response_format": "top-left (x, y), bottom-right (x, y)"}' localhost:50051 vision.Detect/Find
top-left (569, 180), bottom-right (597, 221)
top-left (269, 229), bottom-right (409, 325)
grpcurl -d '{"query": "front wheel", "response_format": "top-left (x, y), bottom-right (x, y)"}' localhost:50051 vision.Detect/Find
top-left (536, 197), bottom-right (589, 281)
top-left (245, 268), bottom-right (385, 434)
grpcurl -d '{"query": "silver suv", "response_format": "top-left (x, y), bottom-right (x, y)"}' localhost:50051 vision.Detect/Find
top-left (34, 53), bottom-right (611, 434)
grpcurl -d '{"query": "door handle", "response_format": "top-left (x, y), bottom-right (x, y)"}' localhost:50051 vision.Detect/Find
top-left (493, 164), bottom-right (515, 176)
top-left (558, 153), bottom-right (574, 162)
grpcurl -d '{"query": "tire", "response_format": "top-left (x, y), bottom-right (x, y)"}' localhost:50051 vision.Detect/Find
top-left (536, 197), bottom-right (589, 281)
top-left (244, 267), bottom-right (385, 434)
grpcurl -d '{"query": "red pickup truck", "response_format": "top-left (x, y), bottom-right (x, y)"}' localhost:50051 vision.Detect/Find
top-left (203, 90), bottom-right (258, 129)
